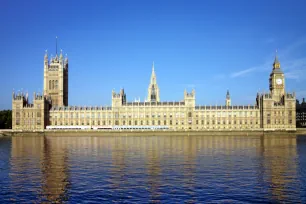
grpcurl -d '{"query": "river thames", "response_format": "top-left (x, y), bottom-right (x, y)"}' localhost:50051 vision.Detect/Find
top-left (0, 134), bottom-right (306, 203)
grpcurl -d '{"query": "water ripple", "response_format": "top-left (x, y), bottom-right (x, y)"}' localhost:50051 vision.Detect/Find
top-left (0, 135), bottom-right (306, 203)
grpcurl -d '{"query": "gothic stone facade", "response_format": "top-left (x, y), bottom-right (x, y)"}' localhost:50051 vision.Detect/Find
top-left (12, 48), bottom-right (296, 131)
top-left (12, 92), bottom-right (51, 130)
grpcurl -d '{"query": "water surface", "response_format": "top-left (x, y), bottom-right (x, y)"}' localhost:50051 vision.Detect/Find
top-left (1, 134), bottom-right (306, 203)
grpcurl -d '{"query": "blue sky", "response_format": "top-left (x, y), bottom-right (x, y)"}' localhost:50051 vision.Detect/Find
top-left (1, 0), bottom-right (306, 109)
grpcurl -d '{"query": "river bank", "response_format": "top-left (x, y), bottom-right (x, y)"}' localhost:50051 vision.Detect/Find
top-left (1, 128), bottom-right (306, 136)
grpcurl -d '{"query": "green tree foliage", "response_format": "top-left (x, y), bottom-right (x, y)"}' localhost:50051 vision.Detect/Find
top-left (0, 110), bottom-right (12, 129)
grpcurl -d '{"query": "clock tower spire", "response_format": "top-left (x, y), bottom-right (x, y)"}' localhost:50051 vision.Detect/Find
top-left (269, 50), bottom-right (285, 101)
top-left (273, 50), bottom-right (281, 69)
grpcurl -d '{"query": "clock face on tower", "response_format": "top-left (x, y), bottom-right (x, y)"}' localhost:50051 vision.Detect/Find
top-left (276, 78), bottom-right (282, 85)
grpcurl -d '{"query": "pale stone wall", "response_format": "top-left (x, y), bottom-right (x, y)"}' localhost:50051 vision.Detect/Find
top-left (12, 93), bottom-right (50, 130)
top-left (260, 93), bottom-right (296, 130)
top-left (49, 102), bottom-right (262, 130)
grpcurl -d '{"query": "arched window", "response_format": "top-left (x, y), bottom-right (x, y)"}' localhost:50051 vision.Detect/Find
top-left (55, 80), bottom-right (58, 89)
top-left (49, 80), bottom-right (51, 90)
top-left (52, 80), bottom-right (54, 89)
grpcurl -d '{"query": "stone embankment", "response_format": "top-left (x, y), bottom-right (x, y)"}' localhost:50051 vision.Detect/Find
top-left (0, 129), bottom-right (14, 137)
top-left (297, 128), bottom-right (306, 135)
top-left (1, 128), bottom-right (305, 136)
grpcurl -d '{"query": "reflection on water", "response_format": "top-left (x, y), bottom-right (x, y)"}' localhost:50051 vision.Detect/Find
top-left (261, 137), bottom-right (300, 202)
top-left (0, 134), bottom-right (305, 203)
top-left (9, 136), bottom-right (69, 203)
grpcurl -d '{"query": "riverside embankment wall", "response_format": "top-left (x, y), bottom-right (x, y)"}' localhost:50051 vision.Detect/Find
top-left (2, 129), bottom-right (305, 137)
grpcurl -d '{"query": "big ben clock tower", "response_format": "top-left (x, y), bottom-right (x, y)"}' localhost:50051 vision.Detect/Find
top-left (259, 52), bottom-right (296, 131)
top-left (269, 52), bottom-right (285, 102)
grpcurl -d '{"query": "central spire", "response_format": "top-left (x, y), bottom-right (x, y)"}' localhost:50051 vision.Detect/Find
top-left (148, 61), bottom-right (160, 102)
top-left (150, 61), bottom-right (157, 84)
top-left (226, 90), bottom-right (231, 106)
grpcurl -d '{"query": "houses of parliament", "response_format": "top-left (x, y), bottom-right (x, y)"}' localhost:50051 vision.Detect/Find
top-left (12, 42), bottom-right (296, 131)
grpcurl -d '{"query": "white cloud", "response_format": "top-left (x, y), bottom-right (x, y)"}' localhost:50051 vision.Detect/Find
top-left (230, 67), bottom-right (256, 78)
top-left (211, 38), bottom-right (306, 81)
top-left (285, 69), bottom-right (305, 80)
top-left (285, 71), bottom-right (300, 80)
top-left (230, 61), bottom-right (271, 78)
top-left (230, 39), bottom-right (306, 79)
top-left (282, 57), bottom-right (306, 81)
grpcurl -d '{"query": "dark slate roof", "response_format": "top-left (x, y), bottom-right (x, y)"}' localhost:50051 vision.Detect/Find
top-left (50, 106), bottom-right (112, 111)
top-left (123, 101), bottom-right (185, 106)
top-left (271, 68), bottom-right (284, 74)
top-left (195, 105), bottom-right (259, 110)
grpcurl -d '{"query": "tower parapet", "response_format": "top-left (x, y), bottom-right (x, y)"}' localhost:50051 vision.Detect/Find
top-left (112, 89), bottom-right (126, 107)
top-left (184, 89), bottom-right (195, 107)
top-left (12, 91), bottom-right (51, 130)
top-left (12, 91), bottom-right (26, 101)
top-left (43, 37), bottom-right (68, 107)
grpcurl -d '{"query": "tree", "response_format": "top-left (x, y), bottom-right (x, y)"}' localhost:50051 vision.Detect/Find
top-left (0, 110), bottom-right (12, 129)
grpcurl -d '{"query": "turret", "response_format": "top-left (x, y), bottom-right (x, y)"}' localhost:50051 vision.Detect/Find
top-left (59, 49), bottom-right (63, 60)
top-left (44, 50), bottom-right (48, 65)
top-left (43, 37), bottom-right (69, 107)
top-left (226, 90), bottom-right (231, 106)
top-left (112, 88), bottom-right (126, 107)
top-left (44, 50), bottom-right (49, 73)
top-left (184, 89), bottom-right (195, 107)
top-left (64, 54), bottom-right (68, 67)
top-left (25, 92), bottom-right (29, 102)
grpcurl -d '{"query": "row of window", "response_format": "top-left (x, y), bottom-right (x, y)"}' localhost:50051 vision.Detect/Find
top-left (49, 80), bottom-right (58, 90)
top-left (15, 119), bottom-right (41, 126)
top-left (50, 120), bottom-right (262, 129)
top-left (49, 65), bottom-right (59, 69)
top-left (50, 119), bottom-right (260, 126)
top-left (51, 111), bottom-right (260, 117)
top-left (16, 112), bottom-right (41, 118)
top-left (51, 112), bottom-right (261, 119)
top-left (267, 110), bottom-right (293, 117)
top-left (267, 119), bottom-right (293, 124)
